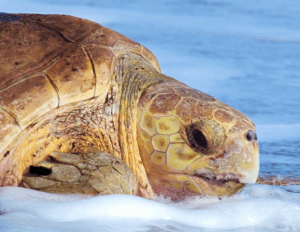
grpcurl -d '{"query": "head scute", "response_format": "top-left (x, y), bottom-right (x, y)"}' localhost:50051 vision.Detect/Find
top-left (137, 81), bottom-right (259, 199)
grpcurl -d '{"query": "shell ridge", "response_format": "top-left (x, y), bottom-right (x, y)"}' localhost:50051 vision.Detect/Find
top-left (34, 20), bottom-right (100, 44)
top-left (0, 44), bottom-right (77, 92)
top-left (82, 46), bottom-right (97, 97)
top-left (34, 21), bottom-right (74, 43)
top-left (43, 72), bottom-right (60, 107)
top-left (0, 105), bottom-right (21, 130)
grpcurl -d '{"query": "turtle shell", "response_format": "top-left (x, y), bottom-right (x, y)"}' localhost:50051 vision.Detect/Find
top-left (0, 13), bottom-right (160, 154)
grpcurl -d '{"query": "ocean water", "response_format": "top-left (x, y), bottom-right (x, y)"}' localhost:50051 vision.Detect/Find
top-left (0, 0), bottom-right (300, 231)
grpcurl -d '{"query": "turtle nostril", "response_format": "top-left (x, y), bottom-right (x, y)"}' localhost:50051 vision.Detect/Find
top-left (246, 130), bottom-right (257, 142)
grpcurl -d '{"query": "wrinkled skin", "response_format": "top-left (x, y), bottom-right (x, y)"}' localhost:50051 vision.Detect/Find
top-left (0, 14), bottom-right (259, 199)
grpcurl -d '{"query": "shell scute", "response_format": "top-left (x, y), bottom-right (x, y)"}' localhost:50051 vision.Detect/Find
top-left (0, 108), bottom-right (21, 153)
top-left (45, 45), bottom-right (95, 105)
top-left (0, 20), bottom-right (70, 89)
top-left (84, 45), bottom-right (115, 96)
top-left (174, 98), bottom-right (198, 123)
top-left (227, 119), bottom-right (254, 135)
top-left (196, 101), bottom-right (214, 120)
top-left (167, 143), bottom-right (200, 170)
top-left (140, 111), bottom-right (157, 136)
top-left (148, 93), bottom-right (181, 116)
top-left (138, 86), bottom-right (176, 110)
top-left (81, 27), bottom-right (138, 52)
top-left (19, 14), bottom-right (100, 43)
top-left (175, 87), bottom-right (216, 102)
top-left (151, 151), bottom-right (166, 166)
top-left (213, 109), bottom-right (235, 125)
top-left (0, 74), bottom-right (58, 129)
top-left (152, 134), bottom-right (170, 152)
top-left (156, 116), bottom-right (181, 135)
top-left (81, 27), bottom-right (160, 72)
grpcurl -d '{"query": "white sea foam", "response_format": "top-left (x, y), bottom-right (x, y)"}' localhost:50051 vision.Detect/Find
top-left (1, 186), bottom-right (300, 232)
top-left (1, 0), bottom-right (299, 231)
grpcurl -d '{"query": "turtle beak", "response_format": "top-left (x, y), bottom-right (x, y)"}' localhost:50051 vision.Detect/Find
top-left (214, 133), bottom-right (259, 184)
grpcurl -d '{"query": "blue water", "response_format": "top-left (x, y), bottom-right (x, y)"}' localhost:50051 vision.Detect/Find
top-left (1, 0), bottom-right (300, 231)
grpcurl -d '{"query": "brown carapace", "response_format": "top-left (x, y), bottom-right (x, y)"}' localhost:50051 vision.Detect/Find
top-left (0, 13), bottom-right (260, 199)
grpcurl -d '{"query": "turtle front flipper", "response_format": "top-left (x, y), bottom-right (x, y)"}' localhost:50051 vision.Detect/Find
top-left (19, 152), bottom-right (137, 195)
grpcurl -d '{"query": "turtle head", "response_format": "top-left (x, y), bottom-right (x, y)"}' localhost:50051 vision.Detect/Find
top-left (136, 82), bottom-right (259, 199)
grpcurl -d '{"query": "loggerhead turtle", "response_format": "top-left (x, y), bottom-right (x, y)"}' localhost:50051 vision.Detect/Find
top-left (0, 13), bottom-right (259, 200)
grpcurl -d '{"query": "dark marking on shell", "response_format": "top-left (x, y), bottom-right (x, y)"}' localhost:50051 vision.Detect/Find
top-left (28, 123), bottom-right (37, 128)
top-left (3, 150), bottom-right (10, 158)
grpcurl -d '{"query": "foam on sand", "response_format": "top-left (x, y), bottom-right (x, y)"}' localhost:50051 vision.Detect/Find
top-left (1, 186), bottom-right (300, 232)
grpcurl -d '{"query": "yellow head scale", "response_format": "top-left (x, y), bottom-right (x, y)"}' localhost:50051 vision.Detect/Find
top-left (137, 82), bottom-right (259, 200)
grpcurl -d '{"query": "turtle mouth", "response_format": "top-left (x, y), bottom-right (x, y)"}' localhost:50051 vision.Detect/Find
top-left (193, 171), bottom-right (241, 185)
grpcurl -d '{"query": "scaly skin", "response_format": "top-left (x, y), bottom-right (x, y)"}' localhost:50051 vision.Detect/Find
top-left (0, 14), bottom-right (260, 199)
top-left (1, 52), bottom-right (259, 198)
top-left (137, 80), bottom-right (259, 200)
top-left (0, 53), bottom-right (172, 197)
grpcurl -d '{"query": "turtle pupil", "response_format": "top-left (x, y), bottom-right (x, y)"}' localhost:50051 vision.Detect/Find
top-left (246, 133), bottom-right (251, 141)
top-left (192, 129), bottom-right (207, 149)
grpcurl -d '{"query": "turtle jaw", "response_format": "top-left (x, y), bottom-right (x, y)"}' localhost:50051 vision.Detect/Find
top-left (191, 170), bottom-right (246, 196)
top-left (193, 170), bottom-right (242, 184)
top-left (183, 132), bottom-right (259, 197)
top-left (211, 133), bottom-right (260, 185)
top-left (148, 170), bottom-right (245, 199)
top-left (182, 165), bottom-right (245, 197)
top-left (191, 174), bottom-right (246, 197)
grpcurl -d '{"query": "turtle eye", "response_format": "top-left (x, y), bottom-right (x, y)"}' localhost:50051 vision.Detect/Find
top-left (192, 129), bottom-right (207, 149)
top-left (186, 126), bottom-right (209, 152)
